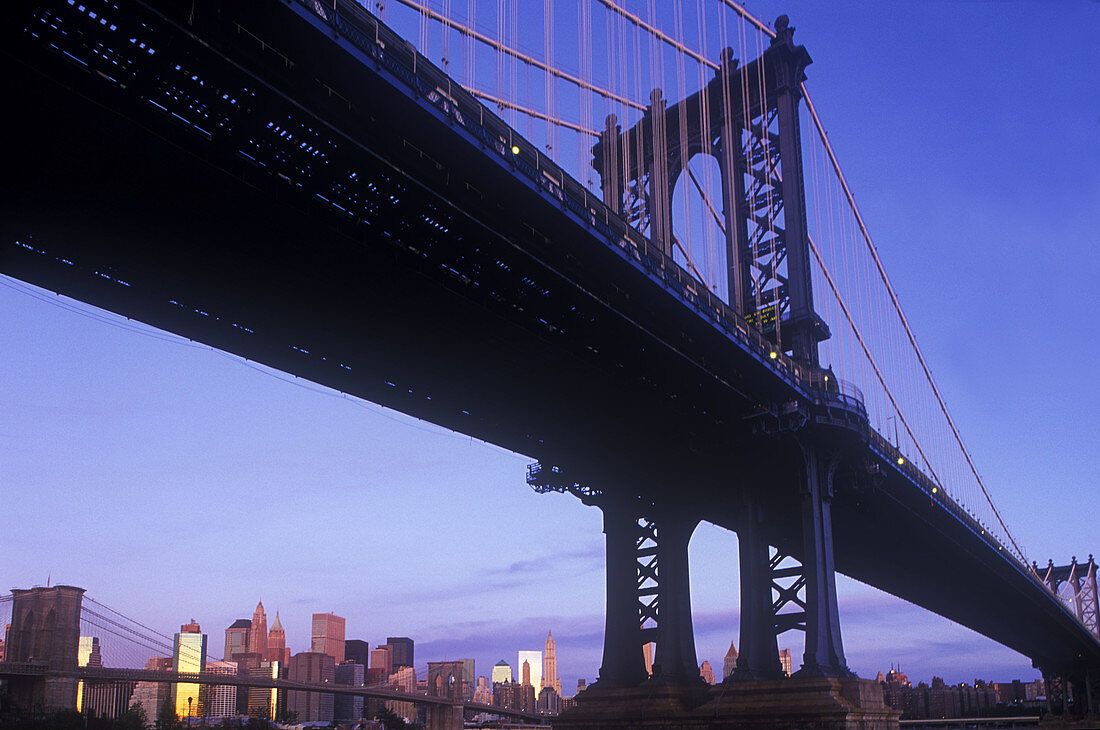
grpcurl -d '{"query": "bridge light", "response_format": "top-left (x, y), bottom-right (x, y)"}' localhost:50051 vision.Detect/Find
top-left (897, 457), bottom-right (905, 465)
top-left (511, 145), bottom-right (521, 155)
top-left (769, 351), bottom-right (778, 360)
top-left (932, 487), bottom-right (938, 494)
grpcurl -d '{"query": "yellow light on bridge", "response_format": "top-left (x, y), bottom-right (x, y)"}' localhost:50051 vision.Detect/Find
top-left (769, 351), bottom-right (778, 360)
top-left (897, 457), bottom-right (905, 465)
top-left (931, 487), bottom-right (938, 494)
top-left (511, 145), bottom-right (521, 155)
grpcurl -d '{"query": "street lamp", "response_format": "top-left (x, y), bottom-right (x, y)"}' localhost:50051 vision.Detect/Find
top-left (187, 696), bottom-right (193, 726)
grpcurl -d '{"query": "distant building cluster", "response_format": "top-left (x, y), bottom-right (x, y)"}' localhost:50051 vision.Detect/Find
top-left (878, 668), bottom-right (1045, 719)
top-left (17, 592), bottom-right (578, 726)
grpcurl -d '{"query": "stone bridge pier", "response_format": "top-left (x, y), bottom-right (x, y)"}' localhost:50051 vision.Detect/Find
top-left (3, 585), bottom-right (85, 714)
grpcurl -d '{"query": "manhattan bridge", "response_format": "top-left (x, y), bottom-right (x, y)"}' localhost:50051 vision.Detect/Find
top-left (0, 0), bottom-right (1096, 728)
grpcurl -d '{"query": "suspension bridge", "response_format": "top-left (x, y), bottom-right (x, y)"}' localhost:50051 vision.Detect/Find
top-left (0, 0), bottom-right (1095, 727)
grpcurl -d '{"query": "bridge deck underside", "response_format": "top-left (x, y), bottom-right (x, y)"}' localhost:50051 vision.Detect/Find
top-left (1, 0), bottom-right (1094, 670)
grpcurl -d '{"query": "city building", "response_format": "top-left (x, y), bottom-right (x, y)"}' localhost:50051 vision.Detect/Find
top-left (462, 658), bottom-right (476, 700)
top-left (345, 638), bottom-right (370, 668)
top-left (371, 644), bottom-right (393, 675)
top-left (537, 685), bottom-right (561, 714)
top-left (287, 651), bottom-right (335, 723)
top-left (473, 676), bottom-right (493, 705)
top-left (231, 651), bottom-right (263, 716)
top-left (81, 681), bottom-right (136, 719)
top-left (492, 659), bottom-right (513, 685)
top-left (249, 660), bottom-right (282, 720)
top-left (517, 650), bottom-right (542, 699)
top-left (199, 659), bottom-right (237, 720)
top-left (723, 641), bottom-right (738, 679)
top-left (779, 648), bottom-right (792, 676)
top-left (311, 612), bottom-right (346, 663)
top-left (493, 680), bottom-right (536, 713)
top-left (700, 660), bottom-right (715, 684)
top-left (172, 620), bottom-right (207, 719)
top-left (224, 619), bottom-right (251, 661)
top-left (76, 635), bottom-right (102, 712)
top-left (388, 665), bottom-right (418, 720)
top-left (267, 611), bottom-right (290, 665)
top-left (334, 660), bottom-right (365, 721)
top-left (130, 657), bottom-right (173, 720)
top-left (250, 602), bottom-right (268, 660)
top-left (386, 636), bottom-right (414, 669)
top-left (542, 631), bottom-right (562, 696)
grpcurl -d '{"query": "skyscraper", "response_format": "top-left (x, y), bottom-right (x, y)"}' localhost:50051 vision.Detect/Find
top-left (287, 652), bottom-right (335, 723)
top-left (250, 601), bottom-right (268, 660)
top-left (173, 620), bottom-right (207, 719)
top-left (542, 631), bottom-right (562, 696)
top-left (518, 650), bottom-right (542, 699)
top-left (723, 641), bottom-right (738, 680)
top-left (386, 637), bottom-right (414, 669)
top-left (199, 659), bottom-right (238, 719)
top-left (224, 619), bottom-right (251, 661)
top-left (311, 612), bottom-right (346, 664)
top-left (700, 660), bottom-right (715, 684)
top-left (778, 647), bottom-right (792, 676)
top-left (370, 645), bottom-right (392, 675)
top-left (491, 660), bottom-right (512, 685)
top-left (268, 611), bottom-right (290, 664)
top-left (345, 639), bottom-right (370, 668)
top-left (334, 660), bottom-right (365, 721)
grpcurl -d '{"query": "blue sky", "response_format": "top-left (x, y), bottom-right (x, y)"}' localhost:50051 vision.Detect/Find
top-left (2, 0), bottom-right (1097, 692)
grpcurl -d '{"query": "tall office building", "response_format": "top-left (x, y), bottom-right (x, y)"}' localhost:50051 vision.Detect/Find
top-left (700, 660), bottom-right (715, 684)
top-left (76, 635), bottom-right (102, 712)
top-left (311, 612), bottom-right (346, 664)
top-left (542, 631), bottom-right (562, 696)
top-left (370, 645), bottom-right (392, 675)
top-left (778, 647), bottom-right (792, 676)
top-left (723, 641), bottom-right (738, 679)
top-left (334, 660), bottom-right (365, 721)
top-left (199, 659), bottom-right (237, 719)
top-left (224, 619), bottom-right (251, 661)
top-left (131, 657), bottom-right (173, 720)
top-left (268, 611), bottom-right (290, 664)
top-left (345, 639), bottom-right (370, 668)
top-left (386, 637), bottom-right (414, 669)
top-left (492, 660), bottom-right (512, 685)
top-left (246, 660), bottom-right (281, 720)
top-left (287, 652), bottom-right (335, 723)
top-left (173, 620), bottom-right (207, 719)
top-left (250, 601), bottom-right (268, 660)
top-left (517, 651), bottom-right (542, 698)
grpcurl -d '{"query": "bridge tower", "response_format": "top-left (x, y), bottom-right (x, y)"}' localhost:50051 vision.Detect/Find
top-left (586, 11), bottom-right (854, 686)
top-left (4, 585), bottom-right (85, 714)
top-left (1037, 557), bottom-right (1100, 719)
top-left (425, 661), bottom-right (465, 730)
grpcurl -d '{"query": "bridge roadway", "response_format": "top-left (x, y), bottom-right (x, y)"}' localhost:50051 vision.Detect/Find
top-left (1, 0), bottom-right (1096, 673)
top-left (0, 662), bottom-right (546, 722)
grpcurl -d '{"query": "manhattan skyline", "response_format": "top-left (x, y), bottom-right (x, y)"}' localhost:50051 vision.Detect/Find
top-left (1, 0), bottom-right (1097, 694)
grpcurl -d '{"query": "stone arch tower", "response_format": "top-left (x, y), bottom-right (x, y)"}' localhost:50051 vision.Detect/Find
top-left (5, 585), bottom-right (86, 712)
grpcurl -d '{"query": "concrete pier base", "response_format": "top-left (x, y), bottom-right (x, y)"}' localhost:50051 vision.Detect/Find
top-left (555, 677), bottom-right (899, 730)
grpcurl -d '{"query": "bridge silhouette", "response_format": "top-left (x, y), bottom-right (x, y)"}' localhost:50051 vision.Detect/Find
top-left (1, 0), bottom-right (1097, 728)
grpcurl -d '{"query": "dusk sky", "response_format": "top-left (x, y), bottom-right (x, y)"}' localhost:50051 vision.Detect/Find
top-left (2, 1), bottom-right (1097, 693)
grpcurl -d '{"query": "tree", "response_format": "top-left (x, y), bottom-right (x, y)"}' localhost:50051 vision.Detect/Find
top-left (119, 703), bottom-right (148, 730)
top-left (374, 706), bottom-right (408, 730)
top-left (155, 701), bottom-right (182, 730)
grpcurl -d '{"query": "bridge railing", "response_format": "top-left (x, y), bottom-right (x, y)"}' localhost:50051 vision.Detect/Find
top-left (294, 0), bottom-right (810, 394)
